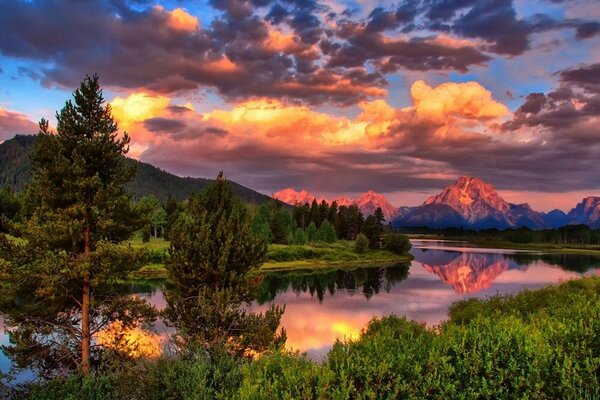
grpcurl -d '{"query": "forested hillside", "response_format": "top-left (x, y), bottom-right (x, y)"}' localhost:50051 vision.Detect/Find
top-left (0, 134), bottom-right (274, 204)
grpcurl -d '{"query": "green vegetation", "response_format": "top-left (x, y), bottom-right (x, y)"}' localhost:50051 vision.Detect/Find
top-left (16, 277), bottom-right (600, 399)
top-left (354, 233), bottom-right (369, 254)
top-left (128, 238), bottom-right (412, 276)
top-left (262, 241), bottom-right (411, 271)
top-left (163, 172), bottom-right (285, 356)
top-left (0, 75), bottom-right (154, 375)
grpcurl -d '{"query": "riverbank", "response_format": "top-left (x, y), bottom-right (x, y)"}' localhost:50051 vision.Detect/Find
top-left (131, 238), bottom-right (413, 277)
top-left (408, 234), bottom-right (600, 255)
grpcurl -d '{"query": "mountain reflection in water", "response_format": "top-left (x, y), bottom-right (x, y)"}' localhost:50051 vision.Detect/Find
top-left (3, 241), bottom-right (600, 371)
top-left (249, 241), bottom-right (600, 358)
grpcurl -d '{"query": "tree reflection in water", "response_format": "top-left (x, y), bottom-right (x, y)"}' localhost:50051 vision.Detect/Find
top-left (253, 262), bottom-right (411, 304)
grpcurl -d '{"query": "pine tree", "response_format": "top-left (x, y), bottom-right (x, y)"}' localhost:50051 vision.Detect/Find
top-left (0, 75), bottom-right (153, 376)
top-left (363, 207), bottom-right (385, 249)
top-left (307, 221), bottom-right (318, 242)
top-left (317, 220), bottom-right (337, 243)
top-left (164, 173), bottom-right (285, 357)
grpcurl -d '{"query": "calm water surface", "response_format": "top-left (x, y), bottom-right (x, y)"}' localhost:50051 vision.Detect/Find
top-left (2, 239), bottom-right (600, 374)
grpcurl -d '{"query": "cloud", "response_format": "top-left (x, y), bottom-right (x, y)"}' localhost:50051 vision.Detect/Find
top-left (410, 80), bottom-right (509, 121)
top-left (2, 0), bottom-right (597, 106)
top-left (0, 107), bottom-right (38, 140)
top-left (558, 63), bottom-right (600, 86)
top-left (108, 80), bottom-right (537, 197)
top-left (110, 93), bottom-right (170, 129)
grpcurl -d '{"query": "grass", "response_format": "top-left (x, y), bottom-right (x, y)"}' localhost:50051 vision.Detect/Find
top-left (129, 238), bottom-right (412, 277)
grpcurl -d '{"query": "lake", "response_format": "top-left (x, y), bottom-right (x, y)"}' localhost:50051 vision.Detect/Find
top-left (2, 239), bottom-right (600, 376)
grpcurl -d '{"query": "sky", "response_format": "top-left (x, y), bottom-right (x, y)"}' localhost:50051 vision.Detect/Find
top-left (0, 0), bottom-right (599, 212)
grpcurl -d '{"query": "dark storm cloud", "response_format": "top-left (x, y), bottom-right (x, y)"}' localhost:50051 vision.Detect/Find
top-left (144, 118), bottom-right (187, 133)
top-left (558, 63), bottom-right (600, 86)
top-left (324, 21), bottom-right (491, 72)
top-left (576, 22), bottom-right (600, 39)
top-left (450, 0), bottom-right (532, 55)
top-left (0, 0), bottom-right (382, 104)
top-left (1, 0), bottom-right (599, 106)
top-left (516, 93), bottom-right (547, 115)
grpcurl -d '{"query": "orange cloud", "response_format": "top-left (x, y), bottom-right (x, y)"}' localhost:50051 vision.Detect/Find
top-left (202, 98), bottom-right (368, 146)
top-left (264, 28), bottom-right (298, 52)
top-left (110, 92), bottom-right (170, 128)
top-left (113, 80), bottom-right (509, 166)
top-left (205, 56), bottom-right (238, 72)
top-left (411, 80), bottom-right (509, 122)
top-left (153, 6), bottom-right (199, 33)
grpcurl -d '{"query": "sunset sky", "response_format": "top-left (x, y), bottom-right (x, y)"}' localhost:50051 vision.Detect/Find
top-left (0, 0), bottom-right (599, 211)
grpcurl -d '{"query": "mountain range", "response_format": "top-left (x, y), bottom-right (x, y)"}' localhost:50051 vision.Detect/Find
top-left (2, 135), bottom-right (599, 230)
top-left (0, 135), bottom-right (274, 204)
top-left (276, 177), bottom-right (600, 230)
top-left (394, 177), bottom-right (600, 230)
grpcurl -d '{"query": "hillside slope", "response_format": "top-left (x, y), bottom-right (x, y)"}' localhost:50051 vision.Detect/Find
top-left (0, 135), bottom-right (274, 204)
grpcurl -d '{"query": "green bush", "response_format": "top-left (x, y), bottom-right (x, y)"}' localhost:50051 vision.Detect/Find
top-left (382, 233), bottom-right (411, 255)
top-left (237, 351), bottom-right (332, 399)
top-left (21, 277), bottom-right (600, 400)
top-left (354, 233), bottom-right (369, 254)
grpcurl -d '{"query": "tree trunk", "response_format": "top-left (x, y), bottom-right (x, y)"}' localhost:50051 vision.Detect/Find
top-left (81, 224), bottom-right (91, 375)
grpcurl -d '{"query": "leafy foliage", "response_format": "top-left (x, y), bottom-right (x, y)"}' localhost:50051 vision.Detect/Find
top-left (383, 233), bottom-right (411, 255)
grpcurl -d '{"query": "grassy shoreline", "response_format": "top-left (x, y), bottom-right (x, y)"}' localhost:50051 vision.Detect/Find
top-left (408, 234), bottom-right (600, 255)
top-left (131, 238), bottom-right (413, 277)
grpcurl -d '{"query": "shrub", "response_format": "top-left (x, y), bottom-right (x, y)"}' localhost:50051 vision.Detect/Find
top-left (237, 351), bottom-right (331, 399)
top-left (354, 233), bottom-right (369, 254)
top-left (383, 233), bottom-right (411, 255)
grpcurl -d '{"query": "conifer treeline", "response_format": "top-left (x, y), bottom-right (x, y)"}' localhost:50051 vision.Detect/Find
top-left (249, 199), bottom-right (389, 248)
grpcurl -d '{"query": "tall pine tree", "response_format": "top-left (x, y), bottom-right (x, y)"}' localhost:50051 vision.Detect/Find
top-left (164, 172), bottom-right (285, 357)
top-left (0, 75), bottom-right (153, 376)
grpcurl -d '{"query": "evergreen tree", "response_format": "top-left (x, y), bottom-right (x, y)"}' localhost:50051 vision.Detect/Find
top-left (354, 233), bottom-right (369, 254)
top-left (363, 211), bottom-right (385, 249)
top-left (308, 199), bottom-right (319, 226)
top-left (343, 205), bottom-right (364, 240)
top-left (373, 207), bottom-right (386, 227)
top-left (0, 186), bottom-right (21, 232)
top-left (327, 201), bottom-right (339, 230)
top-left (251, 203), bottom-right (274, 244)
top-left (317, 220), bottom-right (337, 243)
top-left (163, 195), bottom-right (181, 239)
top-left (0, 75), bottom-right (153, 375)
top-left (318, 200), bottom-right (329, 227)
top-left (293, 227), bottom-right (308, 244)
top-left (306, 221), bottom-right (318, 242)
top-left (292, 203), bottom-right (310, 229)
top-left (164, 173), bottom-right (285, 357)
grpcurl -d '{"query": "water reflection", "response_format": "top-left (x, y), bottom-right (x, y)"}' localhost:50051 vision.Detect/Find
top-left (249, 241), bottom-right (600, 358)
top-left (254, 263), bottom-right (410, 304)
top-left (3, 241), bottom-right (600, 370)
